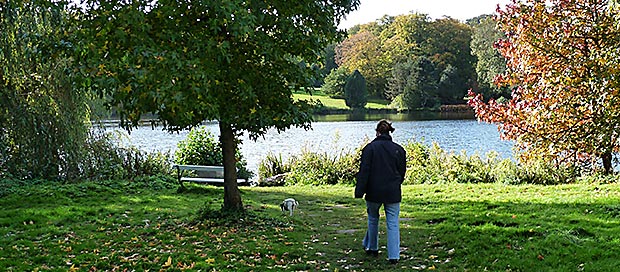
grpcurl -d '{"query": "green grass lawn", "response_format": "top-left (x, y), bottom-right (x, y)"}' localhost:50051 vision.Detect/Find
top-left (293, 91), bottom-right (391, 110)
top-left (2, 179), bottom-right (620, 271)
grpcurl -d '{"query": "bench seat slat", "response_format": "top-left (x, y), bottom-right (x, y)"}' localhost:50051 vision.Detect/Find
top-left (180, 177), bottom-right (247, 183)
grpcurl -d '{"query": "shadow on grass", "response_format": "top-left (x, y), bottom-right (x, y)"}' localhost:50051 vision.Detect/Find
top-left (176, 183), bottom-right (223, 196)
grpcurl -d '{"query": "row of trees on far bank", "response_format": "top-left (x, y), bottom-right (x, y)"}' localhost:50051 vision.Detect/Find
top-left (319, 13), bottom-right (509, 110)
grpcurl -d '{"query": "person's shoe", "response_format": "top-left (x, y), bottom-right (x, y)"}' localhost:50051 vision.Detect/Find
top-left (388, 259), bottom-right (399, 265)
top-left (364, 249), bottom-right (379, 257)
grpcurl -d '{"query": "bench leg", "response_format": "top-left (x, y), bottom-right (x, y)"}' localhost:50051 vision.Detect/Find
top-left (177, 167), bottom-right (185, 190)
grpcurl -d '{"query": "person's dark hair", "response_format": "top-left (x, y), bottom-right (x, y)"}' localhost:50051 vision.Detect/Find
top-left (375, 119), bottom-right (395, 134)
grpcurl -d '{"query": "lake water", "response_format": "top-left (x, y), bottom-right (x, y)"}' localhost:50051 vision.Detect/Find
top-left (105, 113), bottom-right (514, 176)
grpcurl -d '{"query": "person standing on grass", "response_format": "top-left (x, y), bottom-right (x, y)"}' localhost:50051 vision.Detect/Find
top-left (355, 119), bottom-right (407, 265)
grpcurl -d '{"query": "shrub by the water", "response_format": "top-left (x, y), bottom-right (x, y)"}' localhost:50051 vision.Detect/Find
top-left (285, 147), bottom-right (359, 185)
top-left (81, 130), bottom-right (173, 180)
top-left (175, 127), bottom-right (223, 166)
top-left (175, 126), bottom-right (254, 179)
top-left (402, 141), bottom-right (580, 185)
top-left (258, 152), bottom-right (291, 179)
top-left (1, 127), bottom-right (174, 182)
top-left (258, 136), bottom-right (586, 186)
top-left (257, 142), bottom-right (362, 186)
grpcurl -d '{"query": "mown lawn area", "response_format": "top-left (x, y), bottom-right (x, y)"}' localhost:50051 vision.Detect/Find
top-left (293, 91), bottom-right (391, 110)
top-left (1, 179), bottom-right (620, 271)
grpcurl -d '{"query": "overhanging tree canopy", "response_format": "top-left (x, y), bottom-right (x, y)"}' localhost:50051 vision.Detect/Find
top-left (73, 0), bottom-right (359, 209)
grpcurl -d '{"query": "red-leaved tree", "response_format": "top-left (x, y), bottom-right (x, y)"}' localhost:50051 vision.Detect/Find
top-left (468, 0), bottom-right (620, 173)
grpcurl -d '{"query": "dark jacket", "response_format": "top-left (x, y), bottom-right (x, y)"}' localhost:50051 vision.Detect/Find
top-left (355, 134), bottom-right (407, 203)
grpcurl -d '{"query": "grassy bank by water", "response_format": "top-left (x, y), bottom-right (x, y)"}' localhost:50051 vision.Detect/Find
top-left (293, 91), bottom-right (391, 111)
top-left (1, 179), bottom-right (620, 271)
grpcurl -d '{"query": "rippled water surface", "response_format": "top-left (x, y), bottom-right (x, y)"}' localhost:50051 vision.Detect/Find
top-left (106, 117), bottom-right (514, 175)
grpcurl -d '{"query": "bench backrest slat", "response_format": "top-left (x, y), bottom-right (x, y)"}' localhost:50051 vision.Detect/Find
top-left (173, 164), bottom-right (224, 172)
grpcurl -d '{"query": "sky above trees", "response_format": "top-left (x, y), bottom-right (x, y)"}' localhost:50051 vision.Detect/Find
top-left (339, 0), bottom-right (512, 29)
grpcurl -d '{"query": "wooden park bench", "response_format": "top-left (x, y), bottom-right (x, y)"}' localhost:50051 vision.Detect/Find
top-left (172, 164), bottom-right (250, 188)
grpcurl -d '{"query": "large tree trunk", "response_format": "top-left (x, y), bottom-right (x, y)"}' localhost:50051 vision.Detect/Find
top-left (602, 151), bottom-right (613, 175)
top-left (219, 121), bottom-right (244, 211)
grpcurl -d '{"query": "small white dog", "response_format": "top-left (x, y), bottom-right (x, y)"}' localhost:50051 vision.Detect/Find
top-left (280, 198), bottom-right (299, 216)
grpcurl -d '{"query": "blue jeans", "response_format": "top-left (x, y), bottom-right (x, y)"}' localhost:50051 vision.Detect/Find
top-left (362, 201), bottom-right (400, 260)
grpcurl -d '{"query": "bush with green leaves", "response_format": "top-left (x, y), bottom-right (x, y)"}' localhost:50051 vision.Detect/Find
top-left (284, 147), bottom-right (359, 186)
top-left (81, 130), bottom-right (174, 180)
top-left (321, 67), bottom-right (350, 98)
top-left (402, 141), bottom-right (580, 185)
top-left (257, 136), bottom-right (588, 186)
top-left (175, 126), bottom-right (253, 180)
top-left (258, 152), bottom-right (292, 180)
top-left (257, 138), bottom-right (364, 186)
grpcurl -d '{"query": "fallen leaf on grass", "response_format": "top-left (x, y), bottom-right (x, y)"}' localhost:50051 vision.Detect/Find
top-left (177, 261), bottom-right (195, 269)
top-left (205, 258), bottom-right (215, 264)
top-left (163, 256), bottom-right (172, 267)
